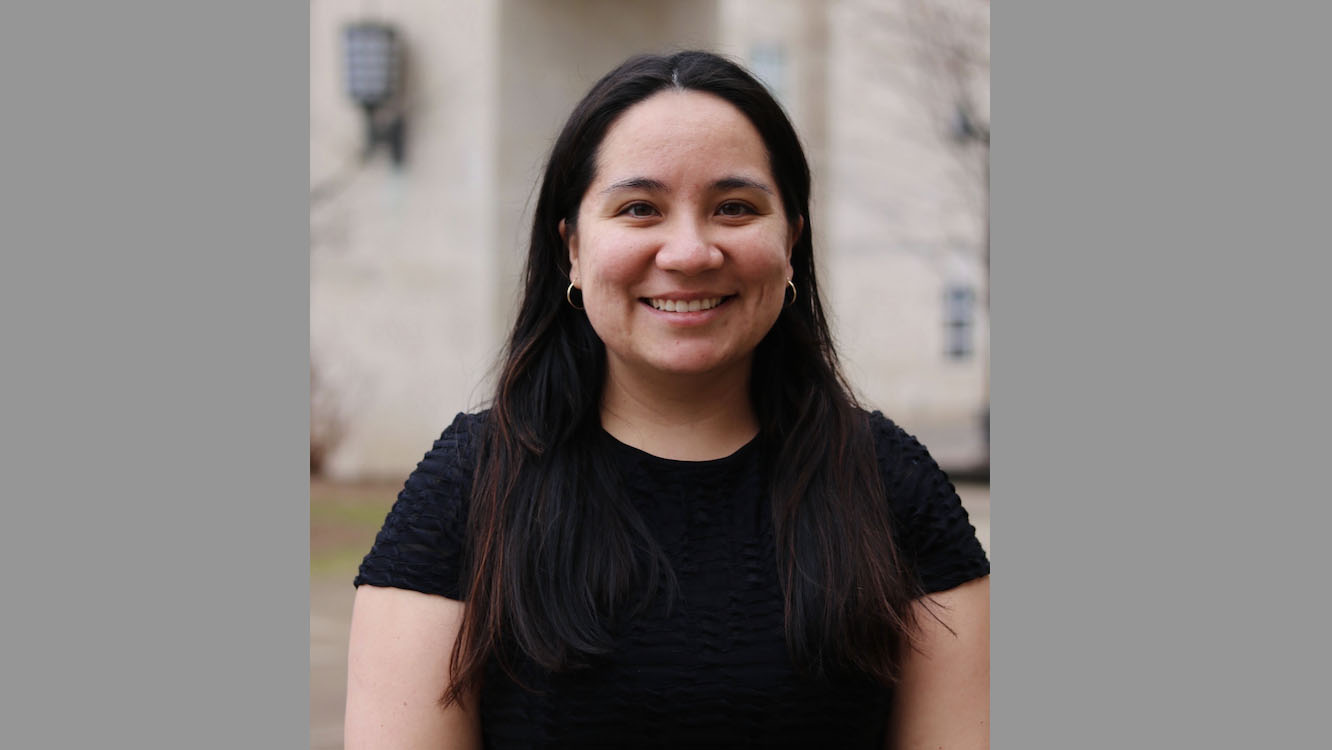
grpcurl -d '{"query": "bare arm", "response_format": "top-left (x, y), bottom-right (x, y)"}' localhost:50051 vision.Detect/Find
top-left (887, 575), bottom-right (990, 750)
top-left (345, 585), bottom-right (481, 750)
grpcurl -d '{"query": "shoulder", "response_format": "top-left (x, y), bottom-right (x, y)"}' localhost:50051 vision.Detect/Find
top-left (426, 409), bottom-right (490, 461)
top-left (862, 409), bottom-right (950, 496)
top-left (860, 409), bottom-right (990, 594)
top-left (352, 410), bottom-right (491, 599)
top-left (399, 408), bottom-right (493, 526)
top-left (402, 410), bottom-right (489, 495)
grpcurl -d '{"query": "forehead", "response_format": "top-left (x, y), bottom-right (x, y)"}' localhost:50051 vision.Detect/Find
top-left (591, 90), bottom-right (772, 185)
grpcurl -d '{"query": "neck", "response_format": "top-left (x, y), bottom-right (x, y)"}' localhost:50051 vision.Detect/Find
top-left (600, 357), bottom-right (758, 461)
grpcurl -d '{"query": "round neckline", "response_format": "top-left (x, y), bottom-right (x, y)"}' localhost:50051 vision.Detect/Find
top-left (600, 426), bottom-right (761, 468)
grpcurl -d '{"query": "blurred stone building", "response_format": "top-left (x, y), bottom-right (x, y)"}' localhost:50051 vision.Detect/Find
top-left (310, 0), bottom-right (990, 479)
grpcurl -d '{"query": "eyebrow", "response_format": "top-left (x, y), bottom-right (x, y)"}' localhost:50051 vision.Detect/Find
top-left (599, 176), bottom-right (774, 196)
top-left (711, 176), bottom-right (773, 195)
top-left (601, 177), bottom-right (668, 195)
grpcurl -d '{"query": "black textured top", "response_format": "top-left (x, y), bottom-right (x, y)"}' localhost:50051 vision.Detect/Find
top-left (355, 410), bottom-right (989, 749)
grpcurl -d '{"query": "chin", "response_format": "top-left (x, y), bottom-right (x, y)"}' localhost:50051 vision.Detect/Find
top-left (643, 351), bottom-right (747, 378)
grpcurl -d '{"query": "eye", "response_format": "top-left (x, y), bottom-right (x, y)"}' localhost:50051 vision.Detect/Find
top-left (620, 202), bottom-right (659, 219)
top-left (717, 201), bottom-right (756, 217)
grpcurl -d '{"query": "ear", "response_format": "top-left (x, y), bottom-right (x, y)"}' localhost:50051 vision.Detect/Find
top-left (560, 219), bottom-right (580, 285)
top-left (786, 215), bottom-right (804, 274)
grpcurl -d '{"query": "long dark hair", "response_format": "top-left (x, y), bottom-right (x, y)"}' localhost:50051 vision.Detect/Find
top-left (444, 50), bottom-right (920, 707)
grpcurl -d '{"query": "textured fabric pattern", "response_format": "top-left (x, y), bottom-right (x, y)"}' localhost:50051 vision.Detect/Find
top-left (869, 414), bottom-right (992, 594)
top-left (355, 410), bottom-right (989, 748)
top-left (354, 411), bottom-right (480, 600)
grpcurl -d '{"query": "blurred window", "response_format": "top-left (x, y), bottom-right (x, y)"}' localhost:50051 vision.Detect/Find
top-left (945, 284), bottom-right (975, 360)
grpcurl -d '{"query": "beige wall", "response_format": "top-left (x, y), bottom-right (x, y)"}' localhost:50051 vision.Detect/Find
top-left (311, 0), bottom-right (502, 479)
top-left (823, 0), bottom-right (990, 465)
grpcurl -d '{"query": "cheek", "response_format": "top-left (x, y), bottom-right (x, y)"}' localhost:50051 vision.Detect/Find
top-left (740, 233), bottom-right (795, 285)
top-left (582, 234), bottom-right (651, 292)
top-left (578, 244), bottom-right (649, 339)
top-left (747, 251), bottom-right (793, 318)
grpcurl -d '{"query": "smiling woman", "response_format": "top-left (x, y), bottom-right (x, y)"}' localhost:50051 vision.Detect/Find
top-left (346, 50), bottom-right (989, 749)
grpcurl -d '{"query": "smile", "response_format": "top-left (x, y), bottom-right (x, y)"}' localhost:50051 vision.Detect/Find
top-left (644, 296), bottom-right (729, 312)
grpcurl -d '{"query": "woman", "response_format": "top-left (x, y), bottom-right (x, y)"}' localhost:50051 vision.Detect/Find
top-left (346, 50), bottom-right (989, 749)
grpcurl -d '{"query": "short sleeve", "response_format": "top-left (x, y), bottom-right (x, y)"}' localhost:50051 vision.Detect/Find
top-left (869, 411), bottom-right (990, 595)
top-left (352, 411), bottom-right (484, 600)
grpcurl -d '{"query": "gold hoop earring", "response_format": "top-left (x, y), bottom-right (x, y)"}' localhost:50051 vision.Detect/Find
top-left (566, 282), bottom-right (584, 310)
top-left (784, 279), bottom-right (797, 307)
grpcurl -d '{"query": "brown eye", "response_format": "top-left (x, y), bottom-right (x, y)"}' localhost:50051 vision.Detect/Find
top-left (717, 201), bottom-right (754, 217)
top-left (623, 202), bottom-right (658, 218)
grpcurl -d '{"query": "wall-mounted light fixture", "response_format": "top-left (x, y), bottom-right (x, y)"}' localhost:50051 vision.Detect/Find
top-left (343, 22), bottom-right (406, 166)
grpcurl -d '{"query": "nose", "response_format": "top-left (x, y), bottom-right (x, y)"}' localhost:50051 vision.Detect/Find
top-left (654, 217), bottom-right (723, 275)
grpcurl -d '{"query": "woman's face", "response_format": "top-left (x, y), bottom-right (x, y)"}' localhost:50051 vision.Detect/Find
top-left (565, 90), bottom-right (799, 383)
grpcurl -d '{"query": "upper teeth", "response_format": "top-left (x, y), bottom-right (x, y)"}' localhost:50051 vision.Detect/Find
top-left (649, 297), bottom-right (723, 312)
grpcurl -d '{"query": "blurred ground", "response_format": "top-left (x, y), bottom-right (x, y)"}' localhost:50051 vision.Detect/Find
top-left (310, 479), bottom-right (400, 750)
top-left (310, 479), bottom-right (990, 749)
